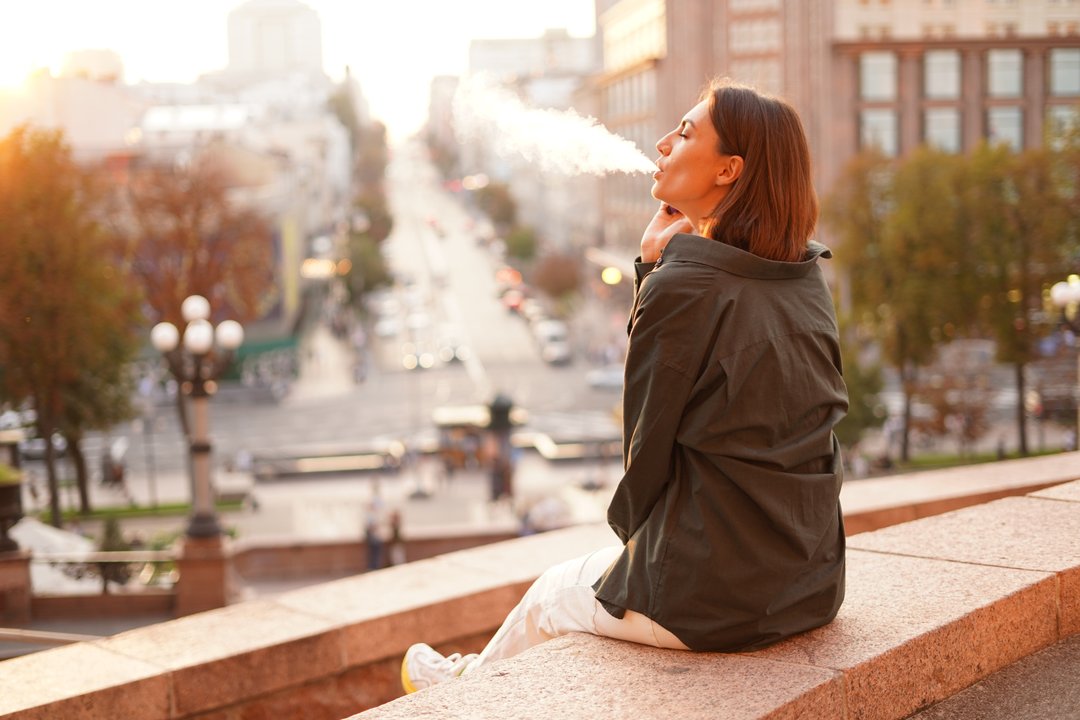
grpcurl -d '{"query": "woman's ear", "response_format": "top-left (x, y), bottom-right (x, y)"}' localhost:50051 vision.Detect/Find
top-left (715, 155), bottom-right (745, 187)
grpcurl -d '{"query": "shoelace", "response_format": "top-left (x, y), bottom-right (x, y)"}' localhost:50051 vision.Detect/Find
top-left (440, 652), bottom-right (478, 676)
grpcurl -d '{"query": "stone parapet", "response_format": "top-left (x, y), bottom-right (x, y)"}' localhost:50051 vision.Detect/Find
top-left (0, 454), bottom-right (1078, 719)
top-left (358, 476), bottom-right (1080, 720)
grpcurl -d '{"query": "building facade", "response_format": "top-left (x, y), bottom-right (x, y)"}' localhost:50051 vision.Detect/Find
top-left (593, 0), bottom-right (1080, 254)
top-left (461, 29), bottom-right (602, 251)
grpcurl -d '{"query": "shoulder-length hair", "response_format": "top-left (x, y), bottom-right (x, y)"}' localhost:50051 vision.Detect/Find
top-left (700, 78), bottom-right (818, 263)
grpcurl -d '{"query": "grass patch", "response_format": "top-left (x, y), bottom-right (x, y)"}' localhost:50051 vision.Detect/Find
top-left (896, 447), bottom-right (1065, 473)
top-left (37, 499), bottom-right (245, 523)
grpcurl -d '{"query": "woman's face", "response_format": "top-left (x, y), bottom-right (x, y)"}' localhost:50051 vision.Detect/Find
top-left (652, 100), bottom-right (735, 221)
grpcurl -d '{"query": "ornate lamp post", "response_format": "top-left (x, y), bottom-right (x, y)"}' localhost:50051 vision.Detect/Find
top-left (150, 295), bottom-right (244, 538)
top-left (1050, 274), bottom-right (1080, 442)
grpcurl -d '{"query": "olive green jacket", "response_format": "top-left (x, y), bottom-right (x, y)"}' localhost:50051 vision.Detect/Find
top-left (593, 233), bottom-right (848, 652)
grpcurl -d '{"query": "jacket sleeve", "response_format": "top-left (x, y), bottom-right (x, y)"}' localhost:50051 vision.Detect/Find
top-left (608, 264), bottom-right (714, 544)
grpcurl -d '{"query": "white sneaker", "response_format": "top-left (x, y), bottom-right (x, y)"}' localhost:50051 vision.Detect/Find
top-left (401, 643), bottom-right (479, 694)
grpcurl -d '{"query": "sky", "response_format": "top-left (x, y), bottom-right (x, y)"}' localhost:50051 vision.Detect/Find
top-left (0, 0), bottom-right (596, 136)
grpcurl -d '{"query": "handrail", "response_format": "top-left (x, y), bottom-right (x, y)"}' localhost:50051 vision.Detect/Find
top-left (31, 551), bottom-right (176, 563)
top-left (0, 627), bottom-right (100, 646)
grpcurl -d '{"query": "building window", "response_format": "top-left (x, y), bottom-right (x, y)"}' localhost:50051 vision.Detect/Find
top-left (925, 50), bottom-right (961, 99)
top-left (1050, 48), bottom-right (1080, 95)
top-left (1047, 105), bottom-right (1080, 147)
top-left (987, 106), bottom-right (1023, 149)
top-left (860, 52), bottom-right (897, 101)
top-left (924, 108), bottom-right (962, 152)
top-left (861, 109), bottom-right (898, 155)
top-left (987, 49), bottom-right (1023, 97)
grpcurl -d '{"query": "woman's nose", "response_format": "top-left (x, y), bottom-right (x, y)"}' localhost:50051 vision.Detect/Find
top-left (656, 137), bottom-right (670, 155)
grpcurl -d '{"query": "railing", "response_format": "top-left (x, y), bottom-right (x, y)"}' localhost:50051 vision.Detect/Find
top-left (31, 550), bottom-right (178, 593)
top-left (0, 627), bottom-right (99, 647)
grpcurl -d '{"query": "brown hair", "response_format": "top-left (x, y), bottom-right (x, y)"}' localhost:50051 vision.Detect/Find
top-left (700, 78), bottom-right (818, 263)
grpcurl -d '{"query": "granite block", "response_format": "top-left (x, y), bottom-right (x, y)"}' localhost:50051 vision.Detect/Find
top-left (0, 643), bottom-right (170, 720)
top-left (353, 633), bottom-right (845, 720)
top-left (1029, 478), bottom-right (1080, 503)
top-left (96, 599), bottom-right (343, 716)
top-left (752, 550), bottom-right (1058, 720)
top-left (849, 496), bottom-right (1080, 635)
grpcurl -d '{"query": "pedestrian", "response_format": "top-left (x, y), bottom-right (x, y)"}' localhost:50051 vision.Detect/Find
top-left (363, 496), bottom-right (389, 571)
top-left (387, 510), bottom-right (406, 567)
top-left (401, 78), bottom-right (849, 693)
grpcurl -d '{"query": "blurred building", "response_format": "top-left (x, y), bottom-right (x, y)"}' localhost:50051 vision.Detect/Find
top-left (437, 29), bottom-right (601, 253)
top-left (226, 0), bottom-right (324, 79)
top-left (592, 0), bottom-right (1080, 255)
top-left (0, 0), bottom-right (366, 383)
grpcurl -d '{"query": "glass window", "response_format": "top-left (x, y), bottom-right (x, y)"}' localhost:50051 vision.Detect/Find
top-left (1047, 105), bottom-right (1080, 148)
top-left (925, 108), bottom-right (962, 152)
top-left (860, 52), bottom-right (897, 101)
top-left (987, 106), bottom-right (1023, 150)
top-left (861, 109), bottom-right (898, 156)
top-left (1050, 48), bottom-right (1080, 96)
top-left (987, 49), bottom-right (1023, 97)
top-left (924, 50), bottom-right (961, 99)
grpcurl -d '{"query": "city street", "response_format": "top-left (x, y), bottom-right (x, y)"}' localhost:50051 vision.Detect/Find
top-left (18, 140), bottom-right (629, 542)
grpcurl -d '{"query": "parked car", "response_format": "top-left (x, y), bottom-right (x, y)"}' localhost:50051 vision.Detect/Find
top-left (18, 433), bottom-right (68, 460)
top-left (534, 319), bottom-right (569, 345)
top-left (586, 364), bottom-right (624, 390)
top-left (541, 340), bottom-right (573, 366)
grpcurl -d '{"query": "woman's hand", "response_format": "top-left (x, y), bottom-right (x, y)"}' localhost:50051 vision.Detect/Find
top-left (640, 204), bottom-right (692, 263)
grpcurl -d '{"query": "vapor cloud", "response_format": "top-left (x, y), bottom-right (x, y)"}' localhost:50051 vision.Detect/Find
top-left (452, 76), bottom-right (657, 177)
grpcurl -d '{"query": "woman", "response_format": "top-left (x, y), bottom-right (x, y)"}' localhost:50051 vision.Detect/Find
top-left (401, 78), bottom-right (848, 693)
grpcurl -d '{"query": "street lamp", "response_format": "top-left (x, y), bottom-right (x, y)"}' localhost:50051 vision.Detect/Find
top-left (1050, 274), bottom-right (1080, 443)
top-left (150, 295), bottom-right (244, 538)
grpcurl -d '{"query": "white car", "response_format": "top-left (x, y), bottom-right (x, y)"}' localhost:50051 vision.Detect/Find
top-left (586, 364), bottom-right (624, 390)
top-left (541, 340), bottom-right (573, 366)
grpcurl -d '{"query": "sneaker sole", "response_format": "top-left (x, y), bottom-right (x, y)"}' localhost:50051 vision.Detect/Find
top-left (401, 653), bottom-right (419, 694)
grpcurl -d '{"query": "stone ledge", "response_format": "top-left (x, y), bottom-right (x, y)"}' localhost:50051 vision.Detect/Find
top-left (354, 478), bottom-right (1080, 720)
top-left (839, 450), bottom-right (1080, 534)
top-left (0, 524), bottom-right (618, 720)
top-left (1, 459), bottom-right (1078, 720)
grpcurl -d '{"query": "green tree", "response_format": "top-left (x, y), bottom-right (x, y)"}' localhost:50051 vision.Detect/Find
top-left (344, 231), bottom-right (393, 306)
top-left (965, 142), bottom-right (1075, 455)
top-left (355, 122), bottom-right (389, 191)
top-left (832, 315), bottom-right (885, 449)
top-left (0, 126), bottom-right (142, 526)
top-left (98, 515), bottom-right (131, 593)
top-left (825, 147), bottom-right (971, 461)
top-left (475, 182), bottom-right (517, 232)
top-left (505, 226), bottom-right (538, 262)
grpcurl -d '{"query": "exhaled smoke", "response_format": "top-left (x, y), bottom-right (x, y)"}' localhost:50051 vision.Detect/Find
top-left (452, 76), bottom-right (657, 176)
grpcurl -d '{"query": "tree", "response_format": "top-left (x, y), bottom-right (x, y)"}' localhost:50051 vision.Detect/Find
top-left (832, 315), bottom-right (885, 449)
top-left (0, 126), bottom-right (142, 526)
top-left (825, 147), bottom-right (972, 461)
top-left (344, 231), bottom-right (393, 306)
top-left (505, 226), bottom-right (537, 262)
top-left (965, 142), bottom-right (1075, 455)
top-left (531, 251), bottom-right (582, 301)
top-left (116, 152), bottom-right (276, 446)
top-left (475, 182), bottom-right (517, 232)
top-left (355, 122), bottom-right (389, 191)
top-left (119, 154), bottom-right (275, 328)
top-left (97, 515), bottom-right (131, 593)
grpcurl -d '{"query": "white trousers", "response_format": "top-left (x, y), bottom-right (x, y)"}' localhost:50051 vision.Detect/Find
top-left (470, 545), bottom-right (689, 671)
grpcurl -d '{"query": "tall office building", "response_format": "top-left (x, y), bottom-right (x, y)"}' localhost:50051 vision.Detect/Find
top-left (226, 0), bottom-right (325, 78)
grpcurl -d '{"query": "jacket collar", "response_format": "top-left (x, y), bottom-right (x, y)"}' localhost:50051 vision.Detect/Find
top-left (663, 234), bottom-right (831, 280)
